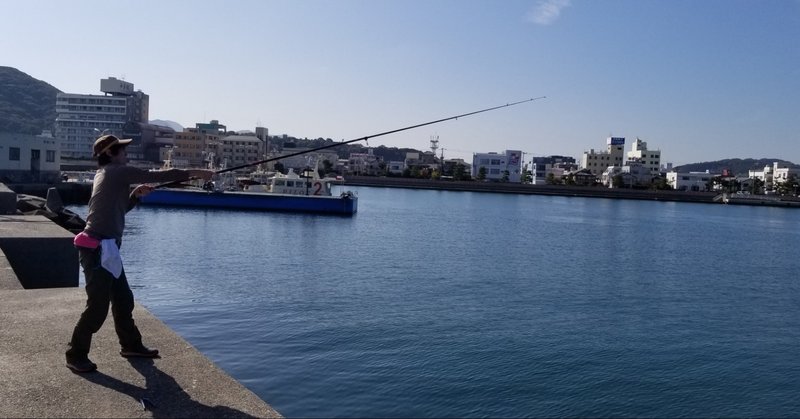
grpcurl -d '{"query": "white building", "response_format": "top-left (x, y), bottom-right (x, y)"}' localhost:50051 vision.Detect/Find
top-left (626, 138), bottom-right (661, 176)
top-left (348, 149), bottom-right (382, 176)
top-left (55, 77), bottom-right (149, 159)
top-left (387, 161), bottom-right (404, 175)
top-left (531, 155), bottom-right (577, 185)
top-left (749, 162), bottom-right (800, 193)
top-left (666, 171), bottom-right (715, 191)
top-left (602, 161), bottom-right (652, 188)
top-left (275, 148), bottom-right (338, 174)
top-left (0, 131), bottom-right (61, 183)
top-left (472, 150), bottom-right (522, 182)
top-left (581, 137), bottom-right (625, 176)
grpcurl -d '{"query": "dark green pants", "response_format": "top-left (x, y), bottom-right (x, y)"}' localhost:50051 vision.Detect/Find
top-left (66, 246), bottom-right (142, 360)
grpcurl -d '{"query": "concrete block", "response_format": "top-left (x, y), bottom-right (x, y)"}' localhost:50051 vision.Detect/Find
top-left (0, 215), bottom-right (77, 288)
top-left (45, 187), bottom-right (65, 213)
top-left (0, 183), bottom-right (16, 215)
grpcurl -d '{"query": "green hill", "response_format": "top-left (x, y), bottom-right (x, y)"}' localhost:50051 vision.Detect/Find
top-left (673, 158), bottom-right (799, 176)
top-left (0, 66), bottom-right (61, 134)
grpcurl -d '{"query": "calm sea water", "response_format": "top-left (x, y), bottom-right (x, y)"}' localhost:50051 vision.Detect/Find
top-left (72, 186), bottom-right (800, 417)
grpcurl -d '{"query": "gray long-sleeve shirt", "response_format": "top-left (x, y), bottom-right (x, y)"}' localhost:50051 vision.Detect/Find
top-left (84, 164), bottom-right (191, 241)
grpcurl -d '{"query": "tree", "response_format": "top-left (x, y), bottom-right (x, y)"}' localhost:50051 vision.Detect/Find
top-left (321, 159), bottom-right (334, 175)
top-left (520, 164), bottom-right (532, 184)
top-left (453, 163), bottom-right (467, 181)
top-left (776, 174), bottom-right (799, 196)
top-left (419, 167), bottom-right (431, 179)
top-left (612, 174), bottom-right (624, 189)
top-left (477, 166), bottom-right (487, 181)
top-left (651, 176), bottom-right (671, 190)
top-left (501, 170), bottom-right (510, 182)
top-left (752, 177), bottom-right (764, 194)
top-left (546, 173), bottom-right (556, 185)
top-left (274, 162), bottom-right (285, 174)
top-left (718, 176), bottom-right (739, 193)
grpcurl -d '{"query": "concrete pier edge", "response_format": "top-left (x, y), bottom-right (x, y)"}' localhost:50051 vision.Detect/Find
top-left (1, 183), bottom-right (281, 418)
top-left (0, 287), bottom-right (282, 418)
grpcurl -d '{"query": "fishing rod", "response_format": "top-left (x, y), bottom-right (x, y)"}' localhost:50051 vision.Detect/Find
top-left (155, 96), bottom-right (546, 189)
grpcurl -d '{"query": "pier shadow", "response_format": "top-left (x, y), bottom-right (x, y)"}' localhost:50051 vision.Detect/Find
top-left (79, 358), bottom-right (258, 418)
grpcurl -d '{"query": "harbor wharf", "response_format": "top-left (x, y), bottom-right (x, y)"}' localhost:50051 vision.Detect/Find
top-left (0, 189), bottom-right (281, 418)
top-left (11, 177), bottom-right (719, 206)
top-left (344, 176), bottom-right (719, 203)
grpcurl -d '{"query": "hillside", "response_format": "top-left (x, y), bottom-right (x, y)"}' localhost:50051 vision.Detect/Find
top-left (673, 159), bottom-right (799, 176)
top-left (0, 67), bottom-right (61, 135)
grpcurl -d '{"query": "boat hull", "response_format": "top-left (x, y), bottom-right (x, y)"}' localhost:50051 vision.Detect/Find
top-left (140, 188), bottom-right (357, 215)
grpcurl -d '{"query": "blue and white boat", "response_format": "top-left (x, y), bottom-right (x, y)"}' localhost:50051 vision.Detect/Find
top-left (140, 169), bottom-right (357, 215)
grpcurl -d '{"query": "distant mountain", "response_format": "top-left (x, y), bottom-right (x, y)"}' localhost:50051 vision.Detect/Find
top-left (0, 66), bottom-right (61, 135)
top-left (673, 158), bottom-right (799, 176)
top-left (149, 119), bottom-right (184, 132)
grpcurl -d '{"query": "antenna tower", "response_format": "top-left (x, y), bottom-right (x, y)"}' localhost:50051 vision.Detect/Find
top-left (430, 134), bottom-right (439, 155)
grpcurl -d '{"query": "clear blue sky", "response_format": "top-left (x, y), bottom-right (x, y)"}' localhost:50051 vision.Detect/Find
top-left (3, 0), bottom-right (799, 165)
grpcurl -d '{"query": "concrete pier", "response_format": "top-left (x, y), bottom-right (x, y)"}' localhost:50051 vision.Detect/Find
top-left (1, 182), bottom-right (281, 418)
top-left (0, 287), bottom-right (282, 418)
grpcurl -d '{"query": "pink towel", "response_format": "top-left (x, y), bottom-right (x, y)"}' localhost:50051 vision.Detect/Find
top-left (74, 231), bottom-right (100, 249)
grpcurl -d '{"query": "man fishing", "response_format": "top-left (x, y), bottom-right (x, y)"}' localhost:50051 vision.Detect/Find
top-left (66, 134), bottom-right (214, 373)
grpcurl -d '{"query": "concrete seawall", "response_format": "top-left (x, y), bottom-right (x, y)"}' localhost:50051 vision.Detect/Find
top-left (344, 176), bottom-right (719, 203)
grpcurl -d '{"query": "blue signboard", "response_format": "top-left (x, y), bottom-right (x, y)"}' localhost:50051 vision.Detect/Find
top-left (609, 137), bottom-right (625, 145)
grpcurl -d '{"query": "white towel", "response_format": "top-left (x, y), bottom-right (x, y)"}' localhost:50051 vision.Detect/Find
top-left (100, 239), bottom-right (123, 279)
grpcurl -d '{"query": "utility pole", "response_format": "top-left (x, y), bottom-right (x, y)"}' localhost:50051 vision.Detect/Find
top-left (440, 147), bottom-right (445, 177)
top-left (430, 134), bottom-right (440, 179)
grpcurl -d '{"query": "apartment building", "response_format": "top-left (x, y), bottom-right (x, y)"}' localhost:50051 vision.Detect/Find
top-left (472, 150), bottom-right (522, 182)
top-left (626, 138), bottom-right (662, 176)
top-left (55, 77), bottom-right (148, 159)
top-left (581, 137), bottom-right (625, 176)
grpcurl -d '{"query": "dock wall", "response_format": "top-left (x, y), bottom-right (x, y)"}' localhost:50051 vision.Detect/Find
top-left (343, 176), bottom-right (719, 203)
